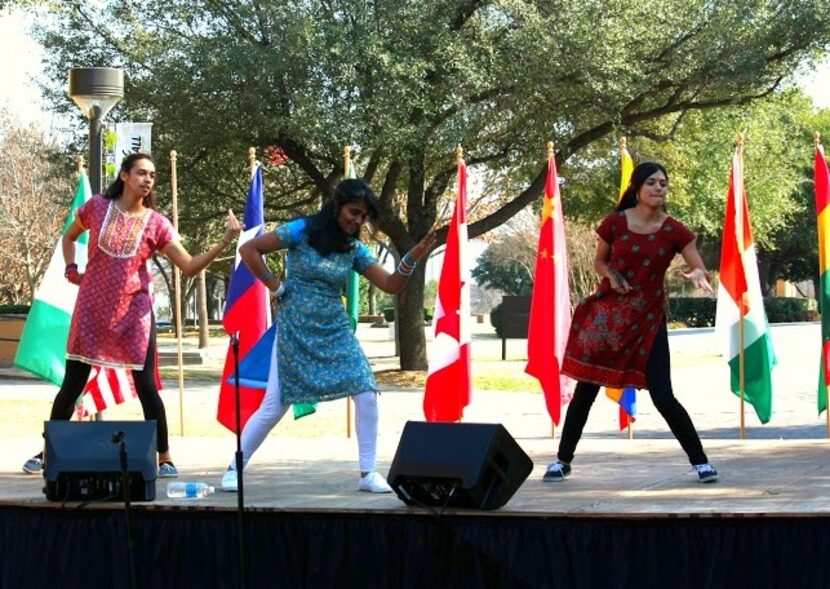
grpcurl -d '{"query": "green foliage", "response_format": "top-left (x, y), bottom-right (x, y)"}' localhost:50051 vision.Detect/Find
top-left (34, 0), bottom-right (830, 367)
top-left (667, 296), bottom-right (817, 327)
top-left (490, 301), bottom-right (504, 338)
top-left (0, 304), bottom-right (30, 314)
top-left (667, 297), bottom-right (717, 327)
top-left (764, 297), bottom-right (818, 323)
top-left (472, 246), bottom-right (533, 295)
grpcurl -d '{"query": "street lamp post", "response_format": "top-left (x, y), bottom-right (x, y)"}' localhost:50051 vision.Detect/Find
top-left (68, 68), bottom-right (124, 194)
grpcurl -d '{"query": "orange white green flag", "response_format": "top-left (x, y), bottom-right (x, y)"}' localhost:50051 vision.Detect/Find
top-left (714, 146), bottom-right (775, 424)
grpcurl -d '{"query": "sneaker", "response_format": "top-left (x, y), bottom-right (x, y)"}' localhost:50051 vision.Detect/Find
top-left (22, 456), bottom-right (43, 475)
top-left (221, 468), bottom-right (238, 492)
top-left (543, 460), bottom-right (571, 482)
top-left (358, 472), bottom-right (393, 493)
top-left (158, 462), bottom-right (179, 478)
top-left (694, 463), bottom-right (719, 483)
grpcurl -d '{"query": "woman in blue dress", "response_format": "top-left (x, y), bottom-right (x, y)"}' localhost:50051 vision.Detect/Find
top-left (221, 179), bottom-right (435, 493)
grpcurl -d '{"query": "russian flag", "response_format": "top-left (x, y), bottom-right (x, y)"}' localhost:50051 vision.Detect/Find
top-left (216, 164), bottom-right (271, 432)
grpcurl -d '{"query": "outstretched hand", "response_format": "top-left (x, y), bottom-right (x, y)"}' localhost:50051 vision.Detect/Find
top-left (223, 209), bottom-right (242, 243)
top-left (408, 231), bottom-right (437, 262)
top-left (682, 268), bottom-right (714, 294)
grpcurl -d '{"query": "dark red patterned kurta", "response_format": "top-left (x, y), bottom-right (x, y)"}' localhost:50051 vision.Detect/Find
top-left (561, 211), bottom-right (695, 389)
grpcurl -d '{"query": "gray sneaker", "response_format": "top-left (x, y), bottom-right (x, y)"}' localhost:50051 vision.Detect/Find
top-left (694, 463), bottom-right (719, 483)
top-left (22, 456), bottom-right (43, 475)
top-left (158, 462), bottom-right (179, 478)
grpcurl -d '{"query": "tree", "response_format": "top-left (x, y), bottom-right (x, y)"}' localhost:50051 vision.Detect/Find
top-left (34, 0), bottom-right (830, 367)
top-left (0, 111), bottom-right (71, 304)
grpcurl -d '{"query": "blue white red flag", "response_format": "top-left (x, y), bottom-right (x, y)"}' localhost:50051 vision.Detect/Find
top-left (217, 164), bottom-right (271, 432)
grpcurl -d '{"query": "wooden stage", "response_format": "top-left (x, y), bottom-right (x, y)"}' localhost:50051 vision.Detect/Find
top-left (3, 436), bottom-right (830, 588)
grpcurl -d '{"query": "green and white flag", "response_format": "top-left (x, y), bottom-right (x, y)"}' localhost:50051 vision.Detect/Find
top-left (14, 172), bottom-right (91, 384)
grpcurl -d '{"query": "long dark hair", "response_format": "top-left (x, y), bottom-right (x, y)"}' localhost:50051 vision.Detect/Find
top-left (616, 162), bottom-right (668, 211)
top-left (306, 178), bottom-right (379, 256)
top-left (103, 153), bottom-right (157, 209)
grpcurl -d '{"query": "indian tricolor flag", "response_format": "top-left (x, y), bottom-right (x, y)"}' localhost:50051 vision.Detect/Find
top-left (714, 147), bottom-right (775, 424)
top-left (814, 142), bottom-right (830, 415)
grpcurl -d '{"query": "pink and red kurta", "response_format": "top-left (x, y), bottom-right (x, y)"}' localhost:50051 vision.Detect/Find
top-left (561, 211), bottom-right (695, 389)
top-left (66, 195), bottom-right (178, 370)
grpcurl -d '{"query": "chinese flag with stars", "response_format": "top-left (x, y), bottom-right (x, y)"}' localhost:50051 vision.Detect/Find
top-left (525, 150), bottom-right (572, 425)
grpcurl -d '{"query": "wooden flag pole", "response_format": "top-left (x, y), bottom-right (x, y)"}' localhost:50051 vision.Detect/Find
top-left (736, 134), bottom-right (746, 440)
top-left (170, 150), bottom-right (186, 436)
top-left (621, 137), bottom-right (634, 441)
top-left (344, 145), bottom-right (353, 439)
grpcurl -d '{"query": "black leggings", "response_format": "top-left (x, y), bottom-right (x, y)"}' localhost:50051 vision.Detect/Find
top-left (557, 322), bottom-right (708, 466)
top-left (49, 322), bottom-right (169, 454)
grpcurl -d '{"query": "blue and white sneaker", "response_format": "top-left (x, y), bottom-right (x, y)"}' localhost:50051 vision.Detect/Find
top-left (22, 456), bottom-right (43, 475)
top-left (694, 463), bottom-right (718, 483)
top-left (158, 462), bottom-right (179, 478)
top-left (543, 460), bottom-right (571, 482)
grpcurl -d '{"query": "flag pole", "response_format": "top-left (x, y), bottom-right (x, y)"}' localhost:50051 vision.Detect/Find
top-left (547, 141), bottom-right (558, 440)
top-left (736, 134), bottom-right (746, 440)
top-left (457, 143), bottom-right (465, 424)
top-left (344, 144), bottom-right (353, 439)
top-left (170, 150), bottom-right (186, 436)
top-left (619, 137), bottom-right (635, 441)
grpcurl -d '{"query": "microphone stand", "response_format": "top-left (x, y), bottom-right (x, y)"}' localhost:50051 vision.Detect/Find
top-left (231, 333), bottom-right (246, 589)
top-left (113, 431), bottom-right (137, 589)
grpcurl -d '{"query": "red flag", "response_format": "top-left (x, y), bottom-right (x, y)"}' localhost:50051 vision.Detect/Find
top-left (423, 157), bottom-right (471, 421)
top-left (525, 152), bottom-right (572, 425)
top-left (217, 165), bottom-right (270, 432)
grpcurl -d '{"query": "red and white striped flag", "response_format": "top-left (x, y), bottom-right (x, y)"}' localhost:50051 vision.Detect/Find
top-left (75, 366), bottom-right (139, 419)
top-left (423, 154), bottom-right (471, 422)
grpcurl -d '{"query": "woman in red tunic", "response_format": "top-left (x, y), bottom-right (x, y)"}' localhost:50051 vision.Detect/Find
top-left (23, 153), bottom-right (240, 477)
top-left (546, 162), bottom-right (719, 484)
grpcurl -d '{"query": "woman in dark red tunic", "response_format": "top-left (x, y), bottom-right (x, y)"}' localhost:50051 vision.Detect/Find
top-left (547, 162), bottom-right (719, 483)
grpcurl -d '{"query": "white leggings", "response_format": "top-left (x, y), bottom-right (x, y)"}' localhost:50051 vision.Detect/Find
top-left (230, 335), bottom-right (380, 473)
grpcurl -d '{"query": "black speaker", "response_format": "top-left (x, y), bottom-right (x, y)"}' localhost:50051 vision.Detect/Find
top-left (43, 420), bottom-right (157, 502)
top-left (388, 421), bottom-right (532, 510)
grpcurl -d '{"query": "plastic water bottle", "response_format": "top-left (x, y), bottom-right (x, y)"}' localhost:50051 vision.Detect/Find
top-left (166, 482), bottom-right (215, 499)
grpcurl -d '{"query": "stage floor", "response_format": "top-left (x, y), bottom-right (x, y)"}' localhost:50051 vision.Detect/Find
top-left (2, 436), bottom-right (829, 517)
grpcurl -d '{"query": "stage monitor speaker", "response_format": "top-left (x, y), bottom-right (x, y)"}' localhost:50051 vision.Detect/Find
top-left (43, 420), bottom-right (157, 502)
top-left (388, 421), bottom-right (532, 510)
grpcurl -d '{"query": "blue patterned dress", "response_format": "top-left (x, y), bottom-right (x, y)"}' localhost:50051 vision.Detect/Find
top-left (274, 219), bottom-right (379, 404)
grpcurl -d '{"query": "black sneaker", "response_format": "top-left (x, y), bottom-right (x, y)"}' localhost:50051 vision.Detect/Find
top-left (694, 463), bottom-right (718, 483)
top-left (543, 460), bottom-right (571, 482)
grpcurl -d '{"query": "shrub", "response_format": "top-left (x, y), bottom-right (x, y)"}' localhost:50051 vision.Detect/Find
top-left (382, 307), bottom-right (395, 322)
top-left (0, 304), bottom-right (30, 315)
top-left (490, 302), bottom-right (504, 338)
top-left (666, 297), bottom-right (716, 327)
top-left (764, 297), bottom-right (817, 323)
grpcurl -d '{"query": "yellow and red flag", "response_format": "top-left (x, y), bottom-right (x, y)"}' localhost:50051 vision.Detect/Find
top-left (815, 142), bottom-right (830, 415)
top-left (525, 147), bottom-right (572, 425)
top-left (423, 153), bottom-right (471, 421)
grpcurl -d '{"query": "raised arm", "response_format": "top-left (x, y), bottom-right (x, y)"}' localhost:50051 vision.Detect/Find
top-left (164, 209), bottom-right (241, 278)
top-left (361, 232), bottom-right (437, 294)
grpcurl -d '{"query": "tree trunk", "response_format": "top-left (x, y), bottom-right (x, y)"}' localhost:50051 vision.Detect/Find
top-left (368, 283), bottom-right (376, 315)
top-left (197, 270), bottom-right (209, 348)
top-left (397, 264), bottom-right (428, 370)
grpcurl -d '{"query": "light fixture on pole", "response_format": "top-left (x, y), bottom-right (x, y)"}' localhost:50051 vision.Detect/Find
top-left (68, 67), bottom-right (124, 195)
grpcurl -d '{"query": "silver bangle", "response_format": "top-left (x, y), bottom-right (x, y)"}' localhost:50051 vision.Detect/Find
top-left (396, 260), bottom-right (414, 276)
top-left (270, 281), bottom-right (286, 299)
top-left (259, 269), bottom-right (274, 282)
